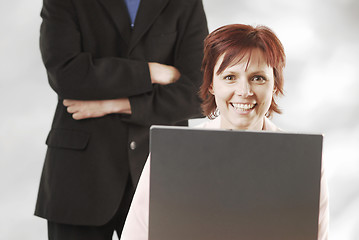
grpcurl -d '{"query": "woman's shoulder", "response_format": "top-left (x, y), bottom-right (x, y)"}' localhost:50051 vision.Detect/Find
top-left (263, 117), bottom-right (282, 132)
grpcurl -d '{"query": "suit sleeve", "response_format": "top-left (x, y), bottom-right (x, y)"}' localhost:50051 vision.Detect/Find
top-left (40, 0), bottom-right (153, 100)
top-left (125, 0), bottom-right (208, 126)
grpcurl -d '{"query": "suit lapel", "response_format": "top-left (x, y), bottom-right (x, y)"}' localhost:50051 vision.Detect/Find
top-left (129, 0), bottom-right (169, 52)
top-left (98, 0), bottom-right (132, 45)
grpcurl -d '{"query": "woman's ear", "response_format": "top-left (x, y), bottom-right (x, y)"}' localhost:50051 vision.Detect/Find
top-left (273, 86), bottom-right (277, 94)
top-left (209, 83), bottom-right (214, 95)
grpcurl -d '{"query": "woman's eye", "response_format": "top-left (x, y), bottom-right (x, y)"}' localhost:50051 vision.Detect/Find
top-left (224, 75), bottom-right (235, 81)
top-left (252, 75), bottom-right (266, 83)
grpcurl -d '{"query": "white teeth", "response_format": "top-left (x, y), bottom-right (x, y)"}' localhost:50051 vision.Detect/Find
top-left (232, 103), bottom-right (255, 111)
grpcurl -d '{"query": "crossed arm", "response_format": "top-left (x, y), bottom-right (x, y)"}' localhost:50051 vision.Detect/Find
top-left (64, 62), bottom-right (181, 120)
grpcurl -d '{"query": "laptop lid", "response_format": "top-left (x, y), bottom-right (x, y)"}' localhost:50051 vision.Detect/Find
top-left (149, 125), bottom-right (323, 240)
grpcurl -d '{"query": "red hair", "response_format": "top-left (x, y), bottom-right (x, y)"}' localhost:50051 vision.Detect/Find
top-left (200, 24), bottom-right (286, 119)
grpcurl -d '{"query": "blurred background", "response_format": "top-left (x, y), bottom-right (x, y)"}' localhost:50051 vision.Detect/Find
top-left (0, 0), bottom-right (358, 239)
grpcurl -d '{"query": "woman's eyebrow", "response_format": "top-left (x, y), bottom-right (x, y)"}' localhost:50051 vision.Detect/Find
top-left (248, 70), bottom-right (268, 75)
top-left (221, 70), bottom-right (238, 75)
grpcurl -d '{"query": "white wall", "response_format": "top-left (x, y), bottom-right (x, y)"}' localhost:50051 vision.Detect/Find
top-left (0, 0), bottom-right (358, 239)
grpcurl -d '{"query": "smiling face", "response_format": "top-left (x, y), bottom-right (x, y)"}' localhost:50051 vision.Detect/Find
top-left (209, 48), bottom-right (275, 130)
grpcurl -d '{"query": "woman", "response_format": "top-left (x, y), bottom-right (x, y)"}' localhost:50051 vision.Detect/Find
top-left (120, 24), bottom-right (329, 240)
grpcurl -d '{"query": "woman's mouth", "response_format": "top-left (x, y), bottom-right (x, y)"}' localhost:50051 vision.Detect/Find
top-left (230, 103), bottom-right (256, 112)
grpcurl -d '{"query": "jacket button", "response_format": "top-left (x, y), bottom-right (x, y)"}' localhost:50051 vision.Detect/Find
top-left (130, 141), bottom-right (136, 150)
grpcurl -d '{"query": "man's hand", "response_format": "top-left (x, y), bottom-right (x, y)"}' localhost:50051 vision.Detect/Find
top-left (148, 62), bottom-right (181, 85)
top-left (63, 98), bottom-right (131, 120)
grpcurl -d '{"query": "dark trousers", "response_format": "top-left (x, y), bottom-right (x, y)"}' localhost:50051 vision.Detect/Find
top-left (48, 178), bottom-right (135, 240)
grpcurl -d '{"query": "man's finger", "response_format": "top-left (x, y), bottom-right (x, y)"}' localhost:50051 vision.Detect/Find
top-left (63, 99), bottom-right (74, 106)
top-left (67, 106), bottom-right (77, 113)
top-left (72, 112), bottom-right (83, 120)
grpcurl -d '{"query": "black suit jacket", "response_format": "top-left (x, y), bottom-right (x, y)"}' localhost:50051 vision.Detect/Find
top-left (35, 0), bottom-right (208, 226)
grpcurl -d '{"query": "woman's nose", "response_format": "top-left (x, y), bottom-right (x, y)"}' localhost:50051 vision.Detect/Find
top-left (235, 80), bottom-right (253, 97)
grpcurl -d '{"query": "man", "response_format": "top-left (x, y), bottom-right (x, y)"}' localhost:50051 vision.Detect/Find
top-left (35, 0), bottom-right (208, 239)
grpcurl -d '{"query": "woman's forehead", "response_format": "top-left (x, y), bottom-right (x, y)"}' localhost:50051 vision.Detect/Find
top-left (215, 48), bottom-right (271, 73)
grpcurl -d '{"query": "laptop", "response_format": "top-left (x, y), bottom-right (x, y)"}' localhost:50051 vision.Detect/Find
top-left (149, 125), bottom-right (323, 240)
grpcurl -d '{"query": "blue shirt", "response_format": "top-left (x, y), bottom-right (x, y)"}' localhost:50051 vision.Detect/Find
top-left (124, 0), bottom-right (141, 28)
